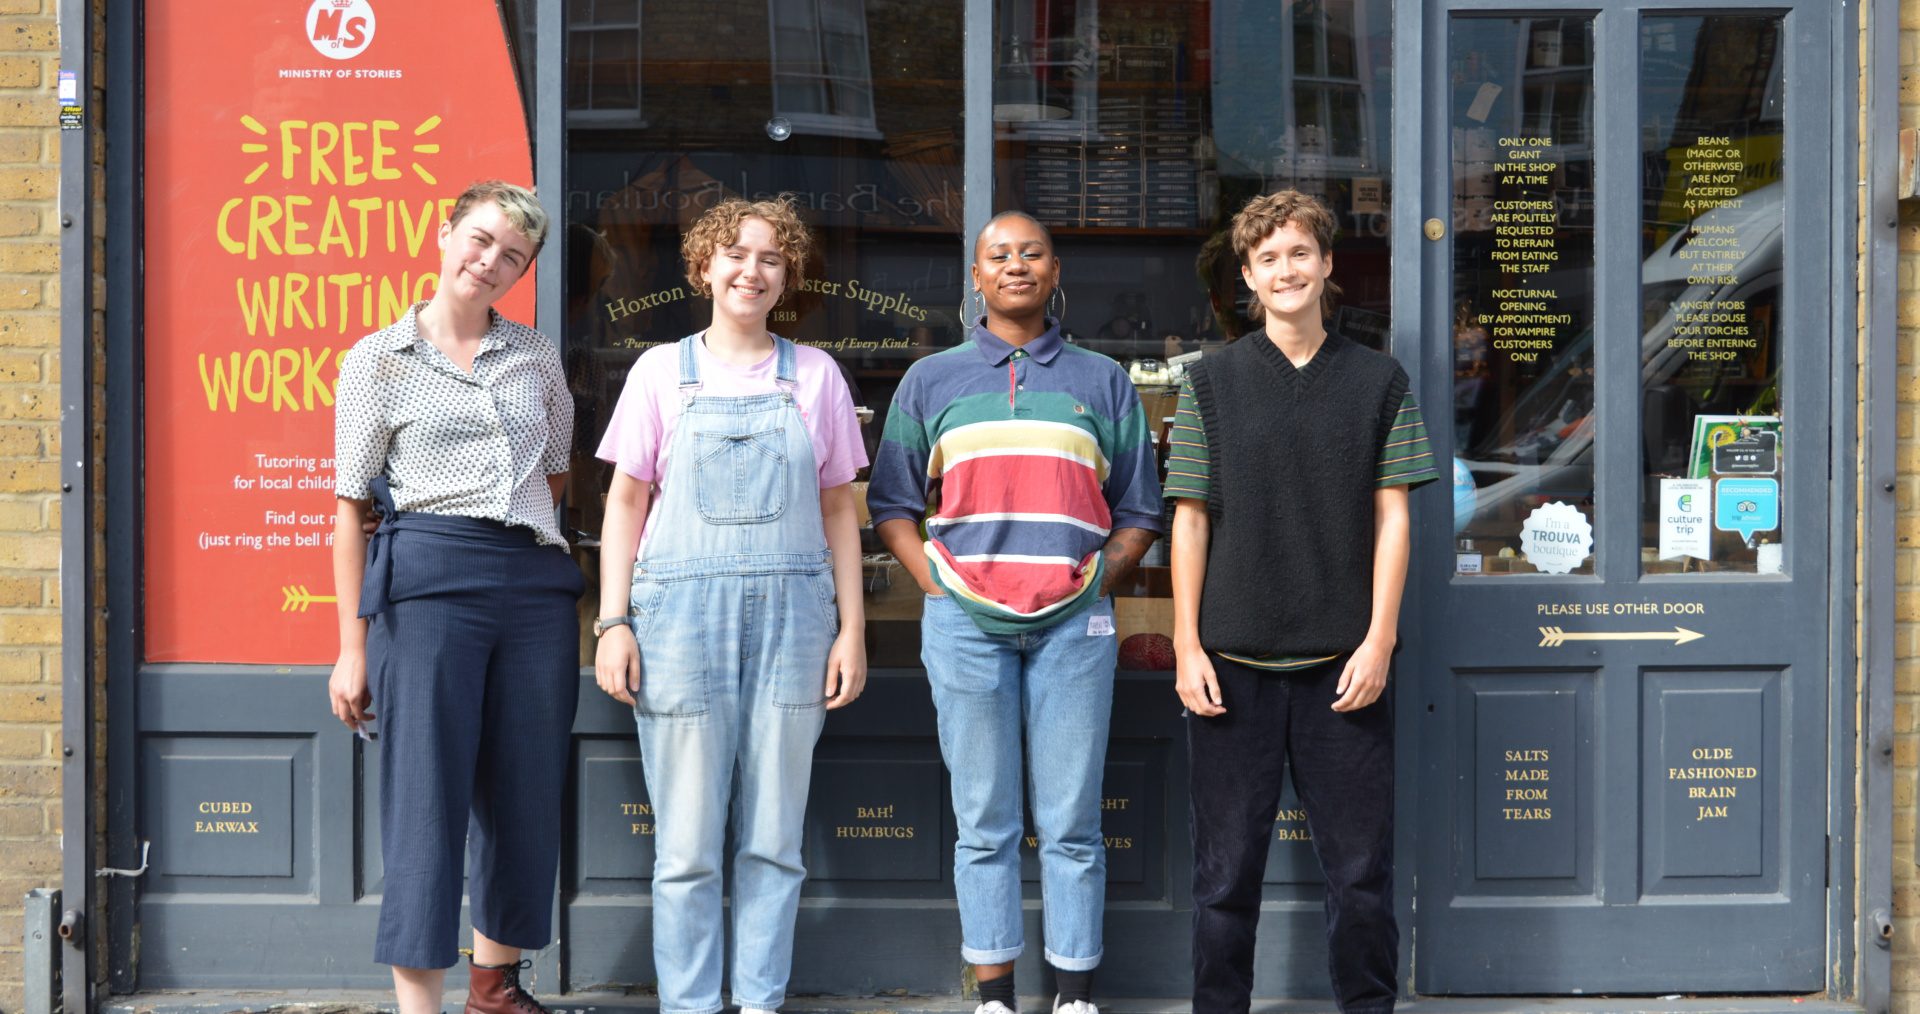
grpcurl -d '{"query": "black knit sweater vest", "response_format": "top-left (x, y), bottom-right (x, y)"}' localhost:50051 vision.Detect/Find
top-left (1189, 331), bottom-right (1409, 657)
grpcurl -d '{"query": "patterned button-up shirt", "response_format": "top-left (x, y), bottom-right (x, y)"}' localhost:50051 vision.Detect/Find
top-left (334, 302), bottom-right (572, 548)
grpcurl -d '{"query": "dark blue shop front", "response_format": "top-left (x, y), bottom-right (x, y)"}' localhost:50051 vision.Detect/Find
top-left (117, 0), bottom-right (1859, 1006)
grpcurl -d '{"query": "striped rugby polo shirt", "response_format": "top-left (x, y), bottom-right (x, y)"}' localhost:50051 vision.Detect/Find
top-left (867, 321), bottom-right (1165, 635)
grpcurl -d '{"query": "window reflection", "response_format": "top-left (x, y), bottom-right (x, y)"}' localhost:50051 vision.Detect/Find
top-left (1638, 16), bottom-right (1784, 575)
top-left (993, 0), bottom-right (1394, 653)
top-left (1448, 17), bottom-right (1597, 577)
top-left (772, 0), bottom-right (880, 135)
top-left (568, 0), bottom-right (644, 125)
top-left (564, 0), bottom-right (964, 665)
top-left (564, 0), bottom-right (1394, 663)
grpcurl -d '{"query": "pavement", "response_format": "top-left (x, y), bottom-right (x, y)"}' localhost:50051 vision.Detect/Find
top-left (101, 991), bottom-right (1862, 1014)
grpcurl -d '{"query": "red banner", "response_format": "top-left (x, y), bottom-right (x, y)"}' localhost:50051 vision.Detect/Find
top-left (144, 0), bottom-right (535, 663)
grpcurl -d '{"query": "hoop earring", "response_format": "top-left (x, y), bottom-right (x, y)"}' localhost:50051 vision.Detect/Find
top-left (1047, 284), bottom-right (1067, 323)
top-left (960, 288), bottom-right (984, 326)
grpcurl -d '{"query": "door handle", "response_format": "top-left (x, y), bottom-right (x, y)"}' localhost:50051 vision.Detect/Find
top-left (1424, 217), bottom-right (1446, 241)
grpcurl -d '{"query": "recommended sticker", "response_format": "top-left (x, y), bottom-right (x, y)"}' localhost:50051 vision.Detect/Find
top-left (1714, 478), bottom-right (1779, 541)
top-left (1519, 502), bottom-right (1594, 575)
top-left (1658, 478), bottom-right (1712, 561)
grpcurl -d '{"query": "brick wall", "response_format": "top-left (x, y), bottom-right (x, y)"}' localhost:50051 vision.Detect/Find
top-left (1896, 0), bottom-right (1919, 1009)
top-left (0, 0), bottom-right (71, 1008)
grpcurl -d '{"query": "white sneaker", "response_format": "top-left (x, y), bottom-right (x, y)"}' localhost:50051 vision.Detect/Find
top-left (1051, 999), bottom-right (1098, 1014)
top-left (741, 1009), bottom-right (779, 1014)
top-left (975, 1003), bottom-right (1017, 1014)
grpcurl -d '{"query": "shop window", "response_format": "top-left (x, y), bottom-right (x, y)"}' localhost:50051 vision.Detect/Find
top-left (563, 0), bottom-right (1393, 665)
top-left (568, 0), bottom-right (647, 127)
top-left (564, 0), bottom-right (962, 666)
top-left (993, 0), bottom-right (1396, 656)
top-left (769, 0), bottom-right (881, 139)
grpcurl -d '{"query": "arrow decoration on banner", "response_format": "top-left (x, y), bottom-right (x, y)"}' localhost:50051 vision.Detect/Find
top-left (1537, 626), bottom-right (1704, 648)
top-left (280, 586), bottom-right (337, 613)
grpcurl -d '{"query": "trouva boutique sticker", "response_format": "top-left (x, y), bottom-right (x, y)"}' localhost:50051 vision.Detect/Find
top-left (1520, 502), bottom-right (1593, 575)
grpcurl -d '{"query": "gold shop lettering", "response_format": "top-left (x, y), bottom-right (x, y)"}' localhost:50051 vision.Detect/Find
top-left (1666, 747), bottom-right (1757, 820)
top-left (621, 802), bottom-right (654, 836)
top-left (194, 801), bottom-right (259, 834)
top-left (838, 801), bottom-right (917, 839)
top-left (1499, 749), bottom-right (1552, 820)
top-left (1275, 807), bottom-right (1312, 841)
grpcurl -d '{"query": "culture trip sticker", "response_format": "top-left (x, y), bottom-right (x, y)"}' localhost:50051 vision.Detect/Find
top-left (1658, 478), bottom-right (1712, 561)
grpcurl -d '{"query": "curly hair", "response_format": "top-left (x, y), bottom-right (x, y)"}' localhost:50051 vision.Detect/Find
top-left (1229, 189), bottom-right (1342, 321)
top-left (681, 196), bottom-right (815, 300)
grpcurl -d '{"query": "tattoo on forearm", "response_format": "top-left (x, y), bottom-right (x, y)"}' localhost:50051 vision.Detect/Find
top-left (1102, 528), bottom-right (1159, 589)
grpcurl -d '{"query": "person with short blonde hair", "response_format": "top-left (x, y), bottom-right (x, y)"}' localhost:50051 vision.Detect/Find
top-left (329, 179), bottom-right (578, 1014)
top-left (450, 178), bottom-right (550, 251)
top-left (593, 194), bottom-right (867, 1014)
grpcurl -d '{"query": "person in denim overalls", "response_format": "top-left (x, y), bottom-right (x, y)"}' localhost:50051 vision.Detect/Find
top-left (592, 197), bottom-right (868, 1014)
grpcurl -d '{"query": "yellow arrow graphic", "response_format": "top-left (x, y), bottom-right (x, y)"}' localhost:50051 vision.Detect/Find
top-left (280, 585), bottom-right (337, 613)
top-left (1538, 626), bottom-right (1704, 648)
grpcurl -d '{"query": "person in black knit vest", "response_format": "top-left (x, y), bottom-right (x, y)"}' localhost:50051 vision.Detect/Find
top-left (1166, 191), bottom-right (1438, 1013)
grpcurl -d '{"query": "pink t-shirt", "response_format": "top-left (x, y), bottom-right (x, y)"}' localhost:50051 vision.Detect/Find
top-left (596, 336), bottom-right (868, 502)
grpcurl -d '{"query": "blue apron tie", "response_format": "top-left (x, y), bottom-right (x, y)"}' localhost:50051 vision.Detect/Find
top-left (358, 475), bottom-right (539, 619)
top-left (358, 475), bottom-right (402, 619)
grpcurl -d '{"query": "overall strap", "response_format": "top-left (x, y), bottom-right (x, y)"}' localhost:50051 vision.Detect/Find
top-left (772, 334), bottom-right (799, 398)
top-left (677, 333), bottom-right (704, 403)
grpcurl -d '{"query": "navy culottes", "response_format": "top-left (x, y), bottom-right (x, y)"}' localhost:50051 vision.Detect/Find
top-left (363, 513), bottom-right (583, 970)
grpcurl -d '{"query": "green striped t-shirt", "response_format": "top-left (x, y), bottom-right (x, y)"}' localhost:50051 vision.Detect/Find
top-left (1164, 377), bottom-right (1440, 671)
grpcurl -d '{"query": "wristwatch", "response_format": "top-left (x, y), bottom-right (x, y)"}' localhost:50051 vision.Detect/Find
top-left (593, 615), bottom-right (630, 637)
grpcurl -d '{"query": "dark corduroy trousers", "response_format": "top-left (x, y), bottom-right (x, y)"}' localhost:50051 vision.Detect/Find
top-left (365, 522), bottom-right (583, 970)
top-left (1188, 652), bottom-right (1398, 1014)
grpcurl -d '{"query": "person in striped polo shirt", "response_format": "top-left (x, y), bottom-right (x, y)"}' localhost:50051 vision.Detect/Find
top-left (867, 212), bottom-right (1163, 1014)
top-left (1169, 192), bottom-right (1437, 1014)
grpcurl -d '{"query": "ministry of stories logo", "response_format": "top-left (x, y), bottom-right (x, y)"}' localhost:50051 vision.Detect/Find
top-left (306, 0), bottom-right (376, 60)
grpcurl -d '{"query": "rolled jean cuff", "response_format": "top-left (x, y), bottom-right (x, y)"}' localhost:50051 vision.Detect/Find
top-left (961, 942), bottom-right (1024, 965)
top-left (733, 998), bottom-right (784, 1013)
top-left (1044, 947), bottom-right (1102, 972)
top-left (658, 1005), bottom-right (723, 1014)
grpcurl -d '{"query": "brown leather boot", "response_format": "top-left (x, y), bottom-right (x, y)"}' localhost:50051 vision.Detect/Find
top-left (464, 957), bottom-right (552, 1014)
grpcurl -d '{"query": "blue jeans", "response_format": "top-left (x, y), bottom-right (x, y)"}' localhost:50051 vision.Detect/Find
top-left (920, 591), bottom-right (1118, 972)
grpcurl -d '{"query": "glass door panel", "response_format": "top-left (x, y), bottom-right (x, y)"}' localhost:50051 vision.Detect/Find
top-left (1637, 15), bottom-right (1785, 575)
top-left (1448, 16), bottom-right (1598, 577)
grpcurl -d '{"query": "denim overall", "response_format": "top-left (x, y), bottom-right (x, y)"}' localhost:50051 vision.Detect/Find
top-left (628, 334), bottom-right (835, 1014)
